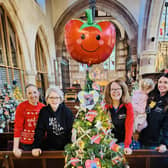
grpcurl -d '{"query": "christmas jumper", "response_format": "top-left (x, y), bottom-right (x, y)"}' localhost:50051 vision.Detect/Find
top-left (14, 100), bottom-right (45, 144)
top-left (139, 94), bottom-right (168, 147)
top-left (33, 103), bottom-right (74, 150)
top-left (106, 103), bottom-right (134, 148)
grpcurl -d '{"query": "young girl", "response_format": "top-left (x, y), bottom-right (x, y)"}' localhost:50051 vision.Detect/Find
top-left (132, 78), bottom-right (155, 132)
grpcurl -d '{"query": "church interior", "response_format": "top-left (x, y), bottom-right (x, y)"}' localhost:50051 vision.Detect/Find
top-left (0, 0), bottom-right (168, 168)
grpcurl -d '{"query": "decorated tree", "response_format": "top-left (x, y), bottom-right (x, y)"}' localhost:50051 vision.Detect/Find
top-left (0, 83), bottom-right (20, 132)
top-left (64, 71), bottom-right (127, 168)
top-left (64, 2), bottom-right (128, 167)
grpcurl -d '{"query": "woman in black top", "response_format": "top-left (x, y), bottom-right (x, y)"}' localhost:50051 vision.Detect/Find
top-left (104, 79), bottom-right (134, 155)
top-left (32, 87), bottom-right (74, 156)
top-left (139, 72), bottom-right (168, 153)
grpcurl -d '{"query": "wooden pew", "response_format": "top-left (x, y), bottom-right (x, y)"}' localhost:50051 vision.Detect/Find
top-left (0, 151), bottom-right (65, 168)
top-left (0, 150), bottom-right (168, 168)
top-left (0, 133), bottom-right (13, 151)
top-left (0, 151), bottom-right (11, 168)
top-left (126, 150), bottom-right (168, 168)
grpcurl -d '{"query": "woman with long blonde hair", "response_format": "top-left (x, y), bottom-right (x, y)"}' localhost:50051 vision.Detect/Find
top-left (104, 79), bottom-right (134, 155)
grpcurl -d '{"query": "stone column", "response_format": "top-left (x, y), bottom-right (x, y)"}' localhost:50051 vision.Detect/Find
top-left (139, 50), bottom-right (156, 75)
top-left (25, 70), bottom-right (36, 84)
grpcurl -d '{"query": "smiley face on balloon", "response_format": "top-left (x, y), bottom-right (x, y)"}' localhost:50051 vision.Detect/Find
top-left (65, 9), bottom-right (116, 66)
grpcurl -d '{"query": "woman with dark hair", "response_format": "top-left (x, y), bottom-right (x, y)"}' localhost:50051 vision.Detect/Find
top-left (104, 78), bottom-right (134, 155)
top-left (139, 72), bottom-right (168, 153)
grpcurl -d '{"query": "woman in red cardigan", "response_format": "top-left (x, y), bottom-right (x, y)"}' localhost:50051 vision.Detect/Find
top-left (13, 84), bottom-right (45, 158)
top-left (104, 78), bottom-right (134, 155)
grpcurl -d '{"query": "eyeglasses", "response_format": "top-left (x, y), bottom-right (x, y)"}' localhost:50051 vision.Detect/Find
top-left (111, 88), bottom-right (122, 92)
top-left (48, 96), bottom-right (61, 100)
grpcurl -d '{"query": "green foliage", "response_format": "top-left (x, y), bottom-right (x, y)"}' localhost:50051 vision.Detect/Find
top-left (0, 83), bottom-right (22, 132)
top-left (64, 98), bottom-right (126, 167)
top-left (84, 69), bottom-right (93, 92)
top-left (64, 68), bottom-right (126, 167)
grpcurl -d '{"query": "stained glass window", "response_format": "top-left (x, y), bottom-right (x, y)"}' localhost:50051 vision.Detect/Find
top-left (159, 1), bottom-right (168, 41)
top-left (103, 45), bottom-right (116, 70)
top-left (79, 64), bottom-right (88, 71)
top-left (156, 1), bottom-right (168, 72)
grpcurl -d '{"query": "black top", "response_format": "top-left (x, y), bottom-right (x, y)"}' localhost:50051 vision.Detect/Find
top-left (109, 105), bottom-right (127, 143)
top-left (33, 103), bottom-right (74, 150)
top-left (139, 94), bottom-right (168, 147)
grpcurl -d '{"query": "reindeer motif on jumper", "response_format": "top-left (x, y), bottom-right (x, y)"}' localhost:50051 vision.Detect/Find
top-left (27, 118), bottom-right (36, 127)
top-left (49, 117), bottom-right (64, 135)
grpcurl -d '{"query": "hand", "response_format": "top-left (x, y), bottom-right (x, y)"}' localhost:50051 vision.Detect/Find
top-left (156, 144), bottom-right (167, 153)
top-left (124, 147), bottom-right (132, 155)
top-left (13, 148), bottom-right (22, 158)
top-left (32, 148), bottom-right (42, 157)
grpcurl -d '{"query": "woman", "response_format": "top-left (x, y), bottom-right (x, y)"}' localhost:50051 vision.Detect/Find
top-left (104, 79), bottom-right (134, 155)
top-left (13, 84), bottom-right (45, 158)
top-left (32, 87), bottom-right (74, 156)
top-left (139, 72), bottom-right (168, 153)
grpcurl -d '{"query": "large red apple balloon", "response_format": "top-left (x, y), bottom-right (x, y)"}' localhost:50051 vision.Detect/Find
top-left (64, 9), bottom-right (116, 66)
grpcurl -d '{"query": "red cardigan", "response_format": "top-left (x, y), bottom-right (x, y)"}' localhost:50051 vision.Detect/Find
top-left (105, 103), bottom-right (134, 148)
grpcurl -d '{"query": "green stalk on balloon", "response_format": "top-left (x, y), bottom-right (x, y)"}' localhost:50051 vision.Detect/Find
top-left (80, 9), bottom-right (102, 31)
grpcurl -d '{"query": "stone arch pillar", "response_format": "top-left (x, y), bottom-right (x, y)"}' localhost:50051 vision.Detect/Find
top-left (139, 0), bottom-right (164, 74)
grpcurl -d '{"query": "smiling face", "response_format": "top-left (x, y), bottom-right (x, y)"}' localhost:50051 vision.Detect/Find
top-left (77, 28), bottom-right (103, 53)
top-left (65, 19), bottom-right (116, 65)
top-left (110, 82), bottom-right (122, 102)
top-left (158, 76), bottom-right (168, 96)
top-left (26, 86), bottom-right (39, 105)
top-left (47, 91), bottom-right (61, 111)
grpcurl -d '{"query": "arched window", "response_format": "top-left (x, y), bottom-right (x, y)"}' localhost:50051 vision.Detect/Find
top-left (34, 0), bottom-right (46, 12)
top-left (159, 1), bottom-right (168, 41)
top-left (62, 8), bottom-right (129, 88)
top-left (0, 6), bottom-right (25, 91)
top-left (61, 42), bottom-right (70, 91)
top-left (35, 34), bottom-right (48, 101)
top-left (103, 45), bottom-right (116, 70)
top-left (156, 1), bottom-right (168, 71)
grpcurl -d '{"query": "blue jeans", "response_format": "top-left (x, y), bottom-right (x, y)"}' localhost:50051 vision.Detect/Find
top-left (130, 140), bottom-right (141, 149)
top-left (118, 141), bottom-right (141, 150)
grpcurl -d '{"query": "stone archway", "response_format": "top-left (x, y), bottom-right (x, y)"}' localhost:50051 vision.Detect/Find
top-left (54, 0), bottom-right (138, 87)
top-left (54, 0), bottom-right (138, 62)
top-left (35, 26), bottom-right (50, 102)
